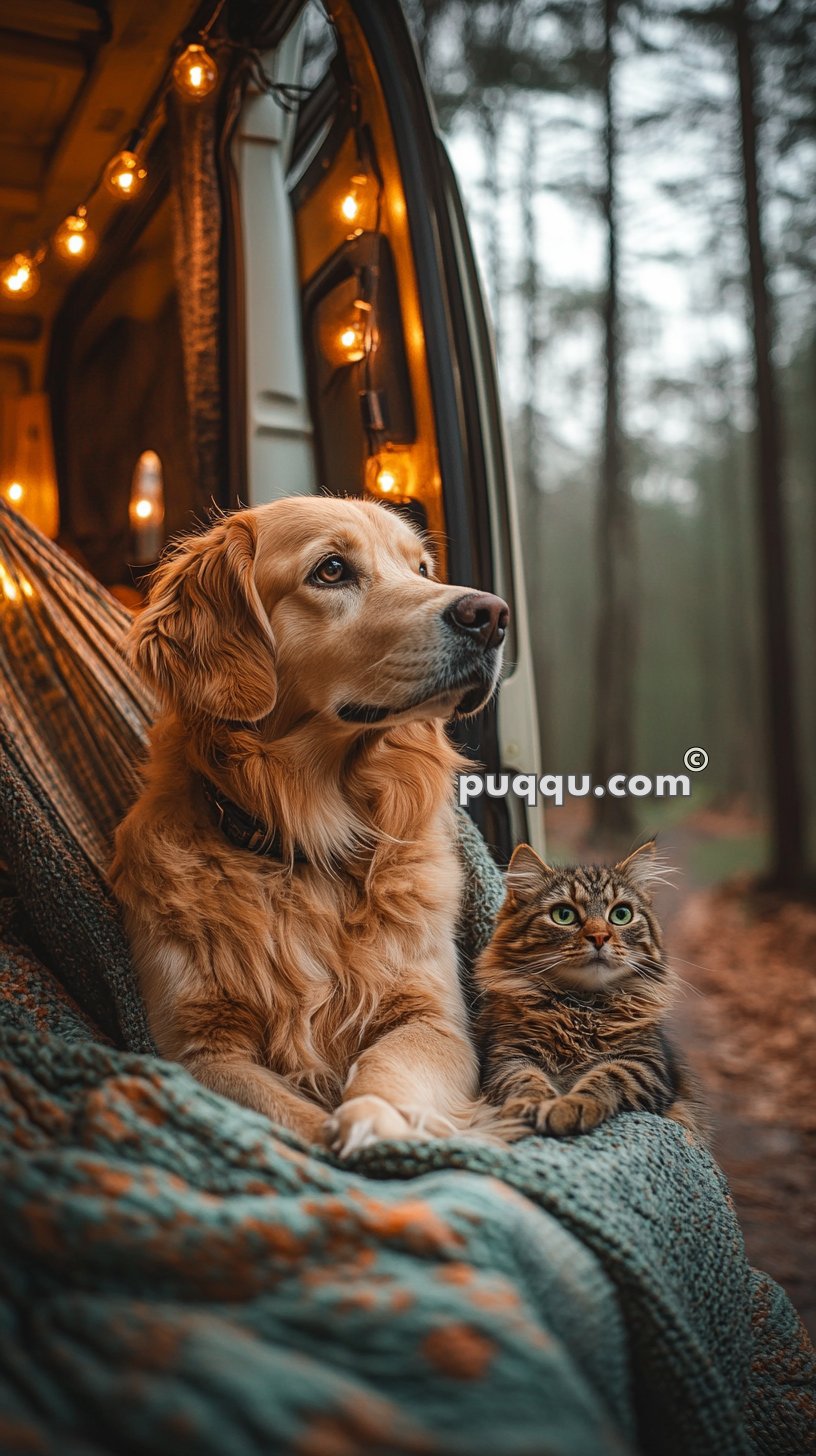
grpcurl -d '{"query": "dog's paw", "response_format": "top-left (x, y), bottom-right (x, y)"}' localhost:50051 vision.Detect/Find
top-left (542, 1093), bottom-right (605, 1137)
top-left (325, 1095), bottom-right (417, 1158)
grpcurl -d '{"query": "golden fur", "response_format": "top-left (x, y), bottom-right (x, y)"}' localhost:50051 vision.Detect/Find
top-left (111, 497), bottom-right (506, 1155)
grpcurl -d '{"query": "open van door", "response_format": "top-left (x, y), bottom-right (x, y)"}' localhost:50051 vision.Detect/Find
top-left (233, 0), bottom-right (544, 861)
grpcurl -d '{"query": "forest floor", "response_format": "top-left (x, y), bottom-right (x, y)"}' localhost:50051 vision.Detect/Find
top-left (545, 802), bottom-right (816, 1339)
top-left (669, 877), bottom-right (816, 1340)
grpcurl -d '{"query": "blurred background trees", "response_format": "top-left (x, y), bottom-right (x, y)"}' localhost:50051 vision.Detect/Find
top-left (405, 0), bottom-right (816, 888)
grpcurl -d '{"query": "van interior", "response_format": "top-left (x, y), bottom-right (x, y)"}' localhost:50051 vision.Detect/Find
top-left (0, 0), bottom-right (543, 857)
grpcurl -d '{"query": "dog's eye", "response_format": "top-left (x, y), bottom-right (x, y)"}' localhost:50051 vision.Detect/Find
top-left (311, 555), bottom-right (353, 586)
top-left (418, 561), bottom-right (429, 578)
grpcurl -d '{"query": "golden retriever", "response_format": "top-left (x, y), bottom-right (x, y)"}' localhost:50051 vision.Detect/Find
top-left (111, 497), bottom-right (509, 1155)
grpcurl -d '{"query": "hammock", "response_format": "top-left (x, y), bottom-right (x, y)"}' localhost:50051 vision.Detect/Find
top-left (0, 498), bottom-right (153, 874)
top-left (0, 500), bottom-right (813, 1456)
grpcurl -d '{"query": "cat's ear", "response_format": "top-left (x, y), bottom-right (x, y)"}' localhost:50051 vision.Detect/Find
top-left (614, 838), bottom-right (671, 893)
top-left (506, 843), bottom-right (553, 904)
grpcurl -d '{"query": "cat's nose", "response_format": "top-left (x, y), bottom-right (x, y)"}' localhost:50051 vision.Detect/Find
top-left (584, 924), bottom-right (611, 948)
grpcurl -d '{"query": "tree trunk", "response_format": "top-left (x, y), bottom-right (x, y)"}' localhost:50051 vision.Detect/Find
top-left (519, 124), bottom-right (552, 760)
top-left (519, 126), bottom-right (541, 502)
top-left (481, 105), bottom-right (505, 365)
top-left (735, 0), bottom-right (805, 887)
top-left (591, 0), bottom-right (636, 838)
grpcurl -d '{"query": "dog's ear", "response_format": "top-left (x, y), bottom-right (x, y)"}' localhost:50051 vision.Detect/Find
top-left (127, 513), bottom-right (277, 723)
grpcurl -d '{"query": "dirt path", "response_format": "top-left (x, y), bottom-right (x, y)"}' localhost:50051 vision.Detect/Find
top-left (668, 881), bottom-right (816, 1338)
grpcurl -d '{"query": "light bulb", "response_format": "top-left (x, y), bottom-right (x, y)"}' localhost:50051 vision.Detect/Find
top-left (173, 42), bottom-right (219, 100)
top-left (54, 211), bottom-right (97, 265)
top-left (367, 451), bottom-right (413, 500)
top-left (7, 481), bottom-right (24, 504)
top-left (104, 151), bottom-right (147, 200)
top-left (1, 254), bottom-right (40, 300)
top-left (129, 450), bottom-right (165, 562)
top-left (340, 173), bottom-right (369, 225)
top-left (338, 323), bottom-right (365, 363)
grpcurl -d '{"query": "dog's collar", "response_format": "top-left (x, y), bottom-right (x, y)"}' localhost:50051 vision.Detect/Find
top-left (200, 776), bottom-right (308, 863)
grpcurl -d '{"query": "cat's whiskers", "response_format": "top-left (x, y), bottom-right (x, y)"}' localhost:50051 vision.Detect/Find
top-left (500, 954), bottom-right (566, 976)
top-left (664, 963), bottom-right (705, 999)
top-left (667, 953), bottom-right (719, 980)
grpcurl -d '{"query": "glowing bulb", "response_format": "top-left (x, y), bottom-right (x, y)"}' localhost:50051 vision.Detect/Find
top-left (103, 151), bottom-right (147, 200)
top-left (7, 482), bottom-right (24, 504)
top-left (340, 193), bottom-right (359, 222)
top-left (367, 450), bottom-right (413, 500)
top-left (1, 253), bottom-right (40, 300)
top-left (129, 450), bottom-right (165, 562)
top-left (20, 577), bottom-right (33, 599)
top-left (54, 211), bottom-right (97, 265)
top-left (338, 323), bottom-right (365, 363)
top-left (173, 43), bottom-right (219, 100)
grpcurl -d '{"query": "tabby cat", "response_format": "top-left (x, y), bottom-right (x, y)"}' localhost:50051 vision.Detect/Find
top-left (475, 840), bottom-right (704, 1140)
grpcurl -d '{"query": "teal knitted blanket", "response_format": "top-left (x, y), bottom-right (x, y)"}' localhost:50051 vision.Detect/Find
top-left (1, 740), bottom-right (814, 1455)
top-left (0, 504), bottom-right (813, 1454)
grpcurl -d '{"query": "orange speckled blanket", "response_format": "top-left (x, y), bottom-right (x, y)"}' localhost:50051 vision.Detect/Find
top-left (1, 500), bottom-right (814, 1454)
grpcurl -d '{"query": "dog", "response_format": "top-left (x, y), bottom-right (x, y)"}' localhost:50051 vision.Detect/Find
top-left (111, 496), bottom-right (509, 1155)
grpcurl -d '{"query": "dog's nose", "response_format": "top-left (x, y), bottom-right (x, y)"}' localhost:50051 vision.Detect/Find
top-left (445, 592), bottom-right (509, 650)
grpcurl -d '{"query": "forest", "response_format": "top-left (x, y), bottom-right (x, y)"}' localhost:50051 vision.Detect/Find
top-left (402, 0), bottom-right (816, 1327)
top-left (405, 0), bottom-right (815, 890)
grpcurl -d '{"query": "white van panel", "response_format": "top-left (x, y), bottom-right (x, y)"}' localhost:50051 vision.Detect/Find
top-left (233, 26), bottom-right (316, 503)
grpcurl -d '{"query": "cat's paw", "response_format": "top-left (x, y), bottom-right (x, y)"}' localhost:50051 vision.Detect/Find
top-left (501, 1095), bottom-right (560, 1136)
top-left (543, 1093), bottom-right (606, 1136)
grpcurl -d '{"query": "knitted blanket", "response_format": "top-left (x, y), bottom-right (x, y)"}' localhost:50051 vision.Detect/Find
top-left (1, 504), bottom-right (814, 1454)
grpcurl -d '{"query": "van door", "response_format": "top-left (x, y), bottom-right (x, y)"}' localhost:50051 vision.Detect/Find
top-left (235, 0), bottom-right (544, 860)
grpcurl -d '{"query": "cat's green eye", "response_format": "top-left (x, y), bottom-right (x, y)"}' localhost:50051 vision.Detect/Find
top-left (609, 903), bottom-right (634, 925)
top-left (551, 904), bottom-right (578, 926)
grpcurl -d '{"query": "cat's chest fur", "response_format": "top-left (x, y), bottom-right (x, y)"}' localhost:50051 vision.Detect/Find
top-left (526, 995), bottom-right (653, 1073)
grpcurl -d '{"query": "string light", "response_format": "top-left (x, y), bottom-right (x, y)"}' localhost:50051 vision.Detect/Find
top-left (53, 209), bottom-right (97, 265)
top-left (338, 323), bottom-right (365, 362)
top-left (103, 150), bottom-right (148, 200)
top-left (1, 253), bottom-right (40, 300)
top-left (172, 42), bottom-right (219, 100)
top-left (7, 482), bottom-right (24, 504)
top-left (367, 452), bottom-right (413, 500)
top-left (340, 174), bottom-right (369, 226)
top-left (129, 450), bottom-right (165, 562)
top-left (3, 5), bottom-right (315, 302)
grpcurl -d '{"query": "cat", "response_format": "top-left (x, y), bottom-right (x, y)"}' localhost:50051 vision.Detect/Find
top-left (474, 840), bottom-right (705, 1141)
